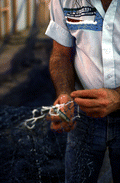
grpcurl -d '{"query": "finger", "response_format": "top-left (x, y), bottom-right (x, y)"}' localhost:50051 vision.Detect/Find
top-left (86, 112), bottom-right (99, 118)
top-left (54, 98), bottom-right (60, 105)
top-left (46, 114), bottom-right (61, 122)
top-left (71, 89), bottom-right (99, 99)
top-left (50, 120), bottom-right (76, 132)
top-left (80, 105), bottom-right (99, 112)
top-left (50, 123), bottom-right (63, 133)
top-left (86, 112), bottom-right (103, 118)
top-left (47, 108), bottom-right (71, 123)
top-left (50, 122), bottom-right (62, 131)
top-left (85, 108), bottom-right (108, 118)
top-left (50, 121), bottom-right (68, 132)
top-left (79, 106), bottom-right (103, 118)
top-left (74, 98), bottom-right (99, 108)
top-left (53, 96), bottom-right (71, 114)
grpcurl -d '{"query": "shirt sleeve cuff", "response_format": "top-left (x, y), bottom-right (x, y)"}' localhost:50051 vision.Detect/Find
top-left (45, 20), bottom-right (74, 47)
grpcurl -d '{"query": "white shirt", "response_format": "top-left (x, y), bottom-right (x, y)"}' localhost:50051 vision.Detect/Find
top-left (45, 0), bottom-right (120, 90)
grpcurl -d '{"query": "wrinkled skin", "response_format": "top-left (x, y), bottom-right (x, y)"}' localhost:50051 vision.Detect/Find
top-left (47, 88), bottom-right (120, 132)
top-left (71, 88), bottom-right (120, 118)
top-left (47, 94), bottom-right (76, 133)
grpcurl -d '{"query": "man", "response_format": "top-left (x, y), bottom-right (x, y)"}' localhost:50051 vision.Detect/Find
top-left (45, 0), bottom-right (120, 182)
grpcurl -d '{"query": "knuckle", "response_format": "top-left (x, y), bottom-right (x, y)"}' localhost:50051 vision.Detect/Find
top-left (99, 100), bottom-right (109, 107)
top-left (105, 100), bottom-right (109, 106)
top-left (74, 98), bottom-right (78, 103)
top-left (98, 89), bottom-right (107, 98)
top-left (102, 91), bottom-right (107, 98)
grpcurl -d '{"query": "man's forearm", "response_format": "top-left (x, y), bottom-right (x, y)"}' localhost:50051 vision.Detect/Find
top-left (49, 51), bottom-right (75, 96)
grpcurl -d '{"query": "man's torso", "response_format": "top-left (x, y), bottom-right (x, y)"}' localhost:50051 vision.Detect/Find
top-left (46, 0), bottom-right (120, 89)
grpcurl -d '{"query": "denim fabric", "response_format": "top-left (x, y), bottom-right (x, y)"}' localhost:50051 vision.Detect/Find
top-left (65, 111), bottom-right (120, 183)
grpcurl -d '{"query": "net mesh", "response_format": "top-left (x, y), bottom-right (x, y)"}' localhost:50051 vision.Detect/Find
top-left (24, 101), bottom-right (80, 132)
top-left (0, 104), bottom-right (94, 183)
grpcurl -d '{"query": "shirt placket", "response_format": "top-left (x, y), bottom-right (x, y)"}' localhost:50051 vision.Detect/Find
top-left (102, 0), bottom-right (117, 88)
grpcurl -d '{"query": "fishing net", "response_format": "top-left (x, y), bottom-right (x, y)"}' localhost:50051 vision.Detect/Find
top-left (24, 100), bottom-right (80, 132)
top-left (0, 102), bottom-right (94, 183)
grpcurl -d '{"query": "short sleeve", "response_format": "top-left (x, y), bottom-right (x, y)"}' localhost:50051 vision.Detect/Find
top-left (45, 0), bottom-right (74, 47)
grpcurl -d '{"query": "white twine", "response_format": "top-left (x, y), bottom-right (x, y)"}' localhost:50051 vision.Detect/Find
top-left (24, 109), bottom-right (46, 130)
top-left (25, 101), bottom-right (80, 130)
top-left (49, 100), bottom-right (73, 116)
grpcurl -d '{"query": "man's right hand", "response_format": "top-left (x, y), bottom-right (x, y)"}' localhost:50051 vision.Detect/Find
top-left (47, 94), bottom-right (76, 132)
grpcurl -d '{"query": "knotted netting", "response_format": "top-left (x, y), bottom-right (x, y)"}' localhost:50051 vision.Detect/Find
top-left (0, 102), bottom-right (95, 183)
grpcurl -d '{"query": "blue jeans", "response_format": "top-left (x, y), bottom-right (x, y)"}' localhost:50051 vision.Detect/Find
top-left (65, 110), bottom-right (120, 183)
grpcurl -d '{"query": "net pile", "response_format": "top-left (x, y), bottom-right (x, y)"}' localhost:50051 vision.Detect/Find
top-left (0, 105), bottom-right (66, 183)
top-left (0, 103), bottom-right (94, 183)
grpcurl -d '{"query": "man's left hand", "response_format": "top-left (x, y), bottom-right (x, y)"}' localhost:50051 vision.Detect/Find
top-left (71, 88), bottom-right (120, 118)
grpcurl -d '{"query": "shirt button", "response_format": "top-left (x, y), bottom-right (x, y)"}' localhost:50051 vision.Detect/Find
top-left (106, 25), bottom-right (110, 29)
top-left (105, 49), bottom-right (111, 54)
